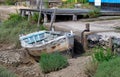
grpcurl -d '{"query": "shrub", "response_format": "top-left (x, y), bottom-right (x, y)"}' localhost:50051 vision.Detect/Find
top-left (92, 47), bottom-right (115, 62)
top-left (0, 66), bottom-right (17, 77)
top-left (39, 53), bottom-right (68, 73)
top-left (94, 57), bottom-right (120, 77)
top-left (88, 8), bottom-right (101, 18)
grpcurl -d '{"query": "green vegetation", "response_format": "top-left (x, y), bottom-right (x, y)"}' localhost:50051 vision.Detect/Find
top-left (44, 0), bottom-right (49, 8)
top-left (85, 47), bottom-right (117, 77)
top-left (61, 2), bottom-right (75, 8)
top-left (0, 14), bottom-right (46, 48)
top-left (94, 57), bottom-right (120, 77)
top-left (77, 0), bottom-right (88, 3)
top-left (88, 8), bottom-right (101, 18)
top-left (0, 66), bottom-right (17, 77)
top-left (5, 0), bottom-right (17, 5)
top-left (31, 13), bottom-right (43, 23)
top-left (92, 47), bottom-right (116, 62)
top-left (39, 53), bottom-right (68, 73)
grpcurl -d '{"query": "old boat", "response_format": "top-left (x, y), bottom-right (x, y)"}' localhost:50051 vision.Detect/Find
top-left (19, 30), bottom-right (74, 56)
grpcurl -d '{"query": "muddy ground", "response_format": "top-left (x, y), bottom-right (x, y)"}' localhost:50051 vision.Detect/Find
top-left (0, 48), bottom-right (91, 77)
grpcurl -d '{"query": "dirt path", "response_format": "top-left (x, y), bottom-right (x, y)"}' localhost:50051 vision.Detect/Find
top-left (45, 56), bottom-right (91, 77)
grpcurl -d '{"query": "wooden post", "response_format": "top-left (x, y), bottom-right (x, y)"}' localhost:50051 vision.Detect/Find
top-left (83, 32), bottom-right (88, 51)
top-left (20, 9), bottom-right (22, 16)
top-left (50, 9), bottom-right (56, 30)
top-left (81, 23), bottom-right (90, 52)
top-left (108, 37), bottom-right (113, 51)
top-left (43, 13), bottom-right (48, 23)
top-left (21, 10), bottom-right (25, 17)
top-left (72, 14), bottom-right (77, 21)
top-left (85, 23), bottom-right (90, 31)
top-left (28, 11), bottom-right (31, 21)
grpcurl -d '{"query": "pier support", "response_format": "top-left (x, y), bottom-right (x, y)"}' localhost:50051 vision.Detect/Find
top-left (43, 13), bottom-right (48, 23)
top-left (72, 14), bottom-right (77, 21)
top-left (20, 10), bottom-right (26, 17)
top-left (28, 11), bottom-right (32, 21)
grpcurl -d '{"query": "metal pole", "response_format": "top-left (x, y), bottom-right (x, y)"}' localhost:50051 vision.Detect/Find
top-left (37, 0), bottom-right (43, 29)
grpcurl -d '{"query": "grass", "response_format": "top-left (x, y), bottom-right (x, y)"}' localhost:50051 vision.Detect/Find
top-left (39, 52), bottom-right (68, 73)
top-left (78, 0), bottom-right (88, 3)
top-left (94, 57), bottom-right (120, 77)
top-left (87, 8), bottom-right (101, 18)
top-left (0, 14), bottom-right (46, 48)
top-left (0, 66), bottom-right (17, 77)
top-left (92, 47), bottom-right (116, 62)
top-left (5, 0), bottom-right (17, 5)
top-left (61, 2), bottom-right (75, 8)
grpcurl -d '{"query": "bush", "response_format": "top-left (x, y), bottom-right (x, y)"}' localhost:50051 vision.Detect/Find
top-left (39, 53), bottom-right (68, 73)
top-left (88, 8), bottom-right (101, 18)
top-left (92, 47), bottom-right (115, 62)
top-left (0, 66), bottom-right (17, 77)
top-left (94, 57), bottom-right (120, 77)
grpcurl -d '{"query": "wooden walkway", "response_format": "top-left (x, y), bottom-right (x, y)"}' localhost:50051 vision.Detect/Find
top-left (19, 8), bottom-right (120, 22)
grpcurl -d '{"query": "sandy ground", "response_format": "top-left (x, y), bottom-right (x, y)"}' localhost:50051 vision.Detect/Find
top-left (0, 5), bottom-right (29, 21)
top-left (46, 19), bottom-right (120, 33)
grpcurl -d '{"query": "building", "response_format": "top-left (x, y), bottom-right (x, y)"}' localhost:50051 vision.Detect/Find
top-left (89, 0), bottom-right (120, 10)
